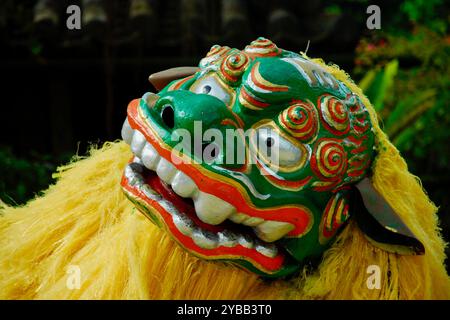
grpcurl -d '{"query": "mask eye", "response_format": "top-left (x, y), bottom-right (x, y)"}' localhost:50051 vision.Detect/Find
top-left (201, 85), bottom-right (212, 94)
top-left (252, 126), bottom-right (308, 171)
top-left (190, 75), bottom-right (232, 105)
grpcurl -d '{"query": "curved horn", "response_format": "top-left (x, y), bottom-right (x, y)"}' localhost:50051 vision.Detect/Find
top-left (148, 67), bottom-right (199, 91)
top-left (352, 178), bottom-right (425, 255)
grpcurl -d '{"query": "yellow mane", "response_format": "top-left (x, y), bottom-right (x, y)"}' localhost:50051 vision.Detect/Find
top-left (0, 60), bottom-right (448, 299)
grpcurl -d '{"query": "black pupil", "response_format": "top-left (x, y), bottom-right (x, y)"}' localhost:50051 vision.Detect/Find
top-left (202, 85), bottom-right (212, 94)
top-left (266, 137), bottom-right (274, 148)
top-left (161, 105), bottom-right (175, 129)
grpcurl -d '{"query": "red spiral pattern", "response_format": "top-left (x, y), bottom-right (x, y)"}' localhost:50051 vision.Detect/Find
top-left (278, 101), bottom-right (319, 142)
top-left (319, 193), bottom-right (350, 244)
top-left (207, 45), bottom-right (225, 56)
top-left (311, 139), bottom-right (347, 182)
top-left (220, 51), bottom-right (250, 83)
top-left (199, 45), bottom-right (231, 68)
top-left (319, 95), bottom-right (350, 135)
top-left (244, 37), bottom-right (282, 57)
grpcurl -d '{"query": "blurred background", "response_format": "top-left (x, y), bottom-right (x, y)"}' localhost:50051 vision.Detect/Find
top-left (0, 0), bottom-right (448, 267)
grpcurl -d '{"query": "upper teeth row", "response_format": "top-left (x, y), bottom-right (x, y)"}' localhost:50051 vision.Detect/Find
top-left (124, 160), bottom-right (279, 258)
top-left (122, 118), bottom-right (294, 243)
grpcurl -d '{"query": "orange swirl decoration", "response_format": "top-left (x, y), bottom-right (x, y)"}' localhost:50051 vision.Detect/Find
top-left (219, 50), bottom-right (250, 84)
top-left (199, 45), bottom-right (231, 68)
top-left (278, 101), bottom-right (319, 143)
top-left (318, 94), bottom-right (350, 135)
top-left (244, 37), bottom-right (282, 57)
top-left (318, 192), bottom-right (350, 244)
top-left (311, 138), bottom-right (347, 184)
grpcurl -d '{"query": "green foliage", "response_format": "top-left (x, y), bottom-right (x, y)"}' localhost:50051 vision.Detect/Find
top-left (0, 147), bottom-right (70, 206)
top-left (385, 88), bottom-right (436, 140)
top-left (355, 16), bottom-right (449, 260)
top-left (358, 61), bottom-right (438, 142)
top-left (401, 0), bottom-right (447, 34)
top-left (355, 21), bottom-right (449, 224)
top-left (359, 60), bottom-right (398, 112)
top-left (394, 96), bottom-right (449, 162)
top-left (324, 4), bottom-right (342, 15)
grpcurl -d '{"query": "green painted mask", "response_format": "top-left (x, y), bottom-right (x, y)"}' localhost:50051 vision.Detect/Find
top-left (120, 38), bottom-right (420, 278)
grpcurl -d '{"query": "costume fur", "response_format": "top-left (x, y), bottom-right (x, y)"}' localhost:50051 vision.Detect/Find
top-left (1, 60), bottom-right (449, 299)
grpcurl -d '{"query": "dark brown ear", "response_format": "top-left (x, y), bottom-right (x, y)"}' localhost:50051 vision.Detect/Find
top-left (148, 67), bottom-right (199, 91)
top-left (351, 178), bottom-right (425, 255)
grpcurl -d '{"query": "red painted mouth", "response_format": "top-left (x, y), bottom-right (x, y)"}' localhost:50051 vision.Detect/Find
top-left (125, 99), bottom-right (312, 235)
top-left (120, 98), bottom-right (312, 275)
top-left (121, 161), bottom-right (286, 274)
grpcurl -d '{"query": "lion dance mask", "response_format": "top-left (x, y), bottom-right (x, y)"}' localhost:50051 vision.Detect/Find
top-left (1, 38), bottom-right (449, 299)
top-left (121, 38), bottom-right (423, 277)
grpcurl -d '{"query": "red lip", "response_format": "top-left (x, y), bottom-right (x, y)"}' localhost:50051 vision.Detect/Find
top-left (121, 164), bottom-right (286, 274)
top-left (126, 98), bottom-right (313, 238)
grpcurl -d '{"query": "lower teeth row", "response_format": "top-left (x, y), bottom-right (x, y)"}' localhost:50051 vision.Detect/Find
top-left (124, 159), bottom-right (279, 258)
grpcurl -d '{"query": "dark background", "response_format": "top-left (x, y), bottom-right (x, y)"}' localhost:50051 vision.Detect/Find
top-left (0, 0), bottom-right (449, 268)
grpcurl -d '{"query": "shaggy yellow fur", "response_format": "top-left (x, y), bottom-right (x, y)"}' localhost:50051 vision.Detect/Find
top-left (0, 61), bottom-right (449, 299)
top-left (0, 142), bottom-right (287, 299)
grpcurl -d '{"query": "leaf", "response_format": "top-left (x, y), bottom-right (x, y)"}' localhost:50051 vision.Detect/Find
top-left (359, 60), bottom-right (399, 113)
top-left (358, 69), bottom-right (377, 93)
top-left (373, 60), bottom-right (398, 112)
top-left (394, 125), bottom-right (415, 151)
top-left (386, 89), bottom-right (436, 140)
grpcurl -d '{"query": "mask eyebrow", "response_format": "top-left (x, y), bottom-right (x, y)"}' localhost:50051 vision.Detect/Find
top-left (240, 63), bottom-right (292, 110)
top-left (281, 57), bottom-right (339, 90)
top-left (247, 61), bottom-right (289, 94)
top-left (238, 86), bottom-right (271, 111)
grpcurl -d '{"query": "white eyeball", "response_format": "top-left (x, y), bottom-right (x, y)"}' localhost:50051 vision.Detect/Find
top-left (250, 125), bottom-right (308, 172)
top-left (190, 74), bottom-right (232, 105)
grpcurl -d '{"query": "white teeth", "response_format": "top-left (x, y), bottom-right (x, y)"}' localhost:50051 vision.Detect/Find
top-left (124, 123), bottom-right (294, 253)
top-left (192, 230), bottom-right (218, 249)
top-left (121, 118), bottom-right (133, 144)
top-left (242, 217), bottom-right (265, 227)
top-left (156, 158), bottom-right (176, 184)
top-left (238, 234), bottom-right (254, 249)
top-left (229, 212), bottom-right (264, 226)
top-left (125, 158), bottom-right (281, 258)
top-left (171, 171), bottom-right (198, 198)
top-left (217, 231), bottom-right (239, 247)
top-left (229, 212), bottom-right (248, 224)
top-left (141, 143), bottom-right (160, 170)
top-left (254, 221), bottom-right (295, 242)
top-left (125, 163), bottom-right (143, 187)
top-left (194, 192), bottom-right (236, 225)
top-left (131, 131), bottom-right (146, 158)
top-left (142, 184), bottom-right (158, 198)
top-left (255, 243), bottom-right (278, 258)
top-left (173, 214), bottom-right (195, 236)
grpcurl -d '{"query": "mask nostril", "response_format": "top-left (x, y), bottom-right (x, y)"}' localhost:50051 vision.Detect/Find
top-left (161, 104), bottom-right (175, 129)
